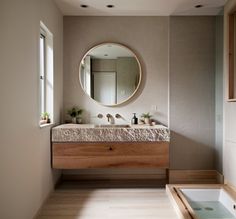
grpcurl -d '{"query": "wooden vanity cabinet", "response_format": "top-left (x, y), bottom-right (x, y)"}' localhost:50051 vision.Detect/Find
top-left (52, 141), bottom-right (169, 169)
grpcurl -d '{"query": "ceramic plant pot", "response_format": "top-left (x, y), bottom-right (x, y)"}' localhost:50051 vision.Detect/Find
top-left (144, 118), bottom-right (150, 124)
top-left (71, 117), bottom-right (77, 124)
top-left (77, 117), bottom-right (82, 124)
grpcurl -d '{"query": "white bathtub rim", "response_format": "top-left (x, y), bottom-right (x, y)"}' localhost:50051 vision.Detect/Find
top-left (180, 188), bottom-right (236, 217)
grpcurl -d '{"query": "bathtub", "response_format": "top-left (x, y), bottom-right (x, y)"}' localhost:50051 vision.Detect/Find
top-left (166, 185), bottom-right (236, 219)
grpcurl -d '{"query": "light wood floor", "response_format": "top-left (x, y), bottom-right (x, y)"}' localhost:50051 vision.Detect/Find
top-left (36, 181), bottom-right (178, 219)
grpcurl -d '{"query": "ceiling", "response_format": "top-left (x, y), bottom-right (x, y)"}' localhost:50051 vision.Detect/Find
top-left (53, 0), bottom-right (227, 16)
top-left (89, 44), bottom-right (133, 59)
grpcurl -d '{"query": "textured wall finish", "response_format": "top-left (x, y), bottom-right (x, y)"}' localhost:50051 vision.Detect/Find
top-left (64, 16), bottom-right (217, 171)
top-left (215, 15), bottom-right (224, 173)
top-left (0, 0), bottom-right (63, 218)
top-left (63, 16), bottom-right (169, 177)
top-left (63, 16), bottom-right (169, 125)
top-left (169, 17), bottom-right (216, 169)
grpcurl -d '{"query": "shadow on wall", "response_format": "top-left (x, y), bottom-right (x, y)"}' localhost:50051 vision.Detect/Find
top-left (170, 131), bottom-right (215, 170)
top-left (37, 182), bottom-right (93, 218)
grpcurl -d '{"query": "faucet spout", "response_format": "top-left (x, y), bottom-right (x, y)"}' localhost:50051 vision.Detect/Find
top-left (106, 114), bottom-right (113, 124)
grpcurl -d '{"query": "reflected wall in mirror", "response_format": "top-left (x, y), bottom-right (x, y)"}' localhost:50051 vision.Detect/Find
top-left (229, 12), bottom-right (236, 101)
top-left (79, 43), bottom-right (142, 106)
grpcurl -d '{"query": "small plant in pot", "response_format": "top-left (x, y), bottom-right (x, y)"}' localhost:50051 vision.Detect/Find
top-left (141, 112), bottom-right (152, 125)
top-left (67, 106), bottom-right (83, 124)
top-left (40, 112), bottom-right (51, 124)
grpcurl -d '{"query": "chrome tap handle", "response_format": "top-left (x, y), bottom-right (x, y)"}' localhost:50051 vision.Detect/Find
top-left (97, 113), bottom-right (103, 119)
top-left (115, 114), bottom-right (122, 119)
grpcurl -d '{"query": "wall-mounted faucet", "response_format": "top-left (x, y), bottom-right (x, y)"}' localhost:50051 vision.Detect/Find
top-left (106, 114), bottom-right (113, 124)
top-left (115, 114), bottom-right (122, 119)
top-left (97, 113), bottom-right (103, 119)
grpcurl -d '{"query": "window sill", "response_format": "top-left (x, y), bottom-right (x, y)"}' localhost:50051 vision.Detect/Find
top-left (39, 123), bottom-right (54, 129)
top-left (227, 98), bottom-right (236, 102)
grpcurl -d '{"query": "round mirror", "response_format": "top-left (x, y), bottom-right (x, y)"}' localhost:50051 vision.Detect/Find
top-left (79, 43), bottom-right (142, 106)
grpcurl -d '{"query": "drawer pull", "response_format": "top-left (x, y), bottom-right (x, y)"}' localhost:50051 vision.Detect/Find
top-left (109, 146), bottom-right (113, 151)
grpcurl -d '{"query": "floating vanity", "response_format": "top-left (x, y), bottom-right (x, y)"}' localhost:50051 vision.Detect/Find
top-left (51, 124), bottom-right (170, 170)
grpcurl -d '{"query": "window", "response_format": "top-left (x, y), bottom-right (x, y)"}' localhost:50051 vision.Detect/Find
top-left (40, 33), bottom-right (46, 115)
top-left (39, 22), bottom-right (53, 126)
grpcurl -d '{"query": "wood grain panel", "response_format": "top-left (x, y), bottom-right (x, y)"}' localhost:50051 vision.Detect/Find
top-left (166, 185), bottom-right (193, 219)
top-left (53, 142), bottom-right (169, 156)
top-left (36, 185), bottom-right (177, 219)
top-left (169, 170), bottom-right (224, 184)
top-left (52, 142), bottom-right (169, 169)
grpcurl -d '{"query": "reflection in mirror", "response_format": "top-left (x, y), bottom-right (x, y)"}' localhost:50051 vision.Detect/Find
top-left (229, 12), bottom-right (236, 101)
top-left (79, 43), bottom-right (141, 106)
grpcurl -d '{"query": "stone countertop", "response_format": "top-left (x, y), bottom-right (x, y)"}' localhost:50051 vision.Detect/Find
top-left (52, 124), bottom-right (170, 142)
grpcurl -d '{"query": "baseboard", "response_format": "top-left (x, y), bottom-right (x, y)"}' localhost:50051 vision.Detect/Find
top-left (224, 179), bottom-right (236, 192)
top-left (169, 169), bottom-right (224, 184)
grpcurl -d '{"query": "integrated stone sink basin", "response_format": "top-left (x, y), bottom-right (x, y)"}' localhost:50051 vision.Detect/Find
top-left (95, 124), bottom-right (131, 128)
top-left (52, 124), bottom-right (170, 142)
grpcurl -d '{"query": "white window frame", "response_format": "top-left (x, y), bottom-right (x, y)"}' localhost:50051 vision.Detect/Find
top-left (39, 22), bottom-right (54, 127)
top-left (40, 31), bottom-right (46, 115)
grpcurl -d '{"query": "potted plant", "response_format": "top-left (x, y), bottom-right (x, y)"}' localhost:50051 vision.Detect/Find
top-left (67, 106), bottom-right (83, 124)
top-left (141, 112), bottom-right (152, 125)
top-left (40, 112), bottom-right (51, 124)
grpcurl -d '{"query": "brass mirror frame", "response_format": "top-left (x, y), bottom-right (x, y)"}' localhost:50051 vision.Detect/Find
top-left (228, 11), bottom-right (236, 101)
top-left (79, 42), bottom-right (142, 106)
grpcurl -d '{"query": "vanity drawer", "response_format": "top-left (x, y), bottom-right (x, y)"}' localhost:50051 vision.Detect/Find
top-left (52, 142), bottom-right (169, 169)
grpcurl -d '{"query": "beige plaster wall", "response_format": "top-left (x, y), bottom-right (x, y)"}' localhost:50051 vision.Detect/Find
top-left (169, 17), bottom-right (216, 169)
top-left (215, 15), bottom-right (224, 173)
top-left (63, 16), bottom-right (217, 172)
top-left (63, 16), bottom-right (169, 125)
top-left (0, 0), bottom-right (63, 218)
